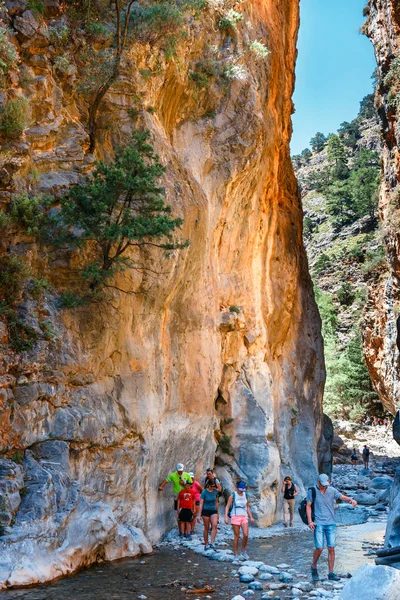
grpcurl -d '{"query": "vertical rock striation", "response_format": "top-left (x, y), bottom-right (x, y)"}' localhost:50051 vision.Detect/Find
top-left (364, 0), bottom-right (400, 560)
top-left (0, 0), bottom-right (324, 587)
top-left (364, 0), bottom-right (400, 420)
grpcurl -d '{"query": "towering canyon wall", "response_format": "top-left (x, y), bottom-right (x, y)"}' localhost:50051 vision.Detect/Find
top-left (0, 0), bottom-right (324, 587)
top-left (364, 0), bottom-right (400, 426)
top-left (364, 0), bottom-right (400, 554)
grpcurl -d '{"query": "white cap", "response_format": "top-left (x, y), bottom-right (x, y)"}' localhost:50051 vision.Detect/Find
top-left (176, 463), bottom-right (184, 471)
top-left (318, 473), bottom-right (330, 486)
top-left (188, 472), bottom-right (194, 478)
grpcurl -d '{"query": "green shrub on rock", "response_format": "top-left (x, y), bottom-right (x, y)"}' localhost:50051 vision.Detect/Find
top-left (0, 97), bottom-right (30, 139)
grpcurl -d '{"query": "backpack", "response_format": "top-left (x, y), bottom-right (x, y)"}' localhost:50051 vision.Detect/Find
top-left (228, 491), bottom-right (248, 518)
top-left (298, 486), bottom-right (316, 525)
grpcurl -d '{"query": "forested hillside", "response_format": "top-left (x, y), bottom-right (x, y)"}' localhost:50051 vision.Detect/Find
top-left (293, 94), bottom-right (386, 422)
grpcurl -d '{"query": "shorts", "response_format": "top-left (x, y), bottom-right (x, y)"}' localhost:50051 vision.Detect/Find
top-left (314, 524), bottom-right (337, 549)
top-left (202, 509), bottom-right (218, 518)
top-left (179, 508), bottom-right (194, 522)
top-left (174, 499), bottom-right (178, 511)
top-left (231, 515), bottom-right (248, 526)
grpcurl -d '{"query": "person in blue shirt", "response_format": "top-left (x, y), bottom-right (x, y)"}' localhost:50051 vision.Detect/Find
top-left (306, 473), bottom-right (357, 582)
top-left (199, 480), bottom-right (219, 551)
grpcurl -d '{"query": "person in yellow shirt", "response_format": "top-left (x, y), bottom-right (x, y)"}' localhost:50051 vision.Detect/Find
top-left (159, 463), bottom-right (192, 534)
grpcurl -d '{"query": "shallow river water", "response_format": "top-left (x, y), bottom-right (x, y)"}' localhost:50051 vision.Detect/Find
top-left (2, 520), bottom-right (385, 600)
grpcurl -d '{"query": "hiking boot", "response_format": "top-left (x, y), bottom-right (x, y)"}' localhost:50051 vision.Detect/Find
top-left (204, 544), bottom-right (209, 551)
top-left (311, 567), bottom-right (320, 582)
top-left (328, 572), bottom-right (341, 582)
top-left (240, 551), bottom-right (249, 560)
top-left (283, 522), bottom-right (288, 528)
top-left (209, 543), bottom-right (216, 551)
top-left (289, 523), bottom-right (293, 527)
top-left (186, 534), bottom-right (192, 541)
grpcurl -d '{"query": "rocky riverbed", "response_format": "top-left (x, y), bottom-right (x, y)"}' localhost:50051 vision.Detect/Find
top-left (1, 461), bottom-right (397, 600)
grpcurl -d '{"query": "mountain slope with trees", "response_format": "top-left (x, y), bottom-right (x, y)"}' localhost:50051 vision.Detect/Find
top-left (293, 94), bottom-right (386, 421)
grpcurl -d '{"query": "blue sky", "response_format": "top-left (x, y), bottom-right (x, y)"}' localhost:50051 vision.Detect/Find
top-left (291, 0), bottom-right (377, 155)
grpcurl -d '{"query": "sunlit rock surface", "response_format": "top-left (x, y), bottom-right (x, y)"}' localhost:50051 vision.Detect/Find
top-left (364, 0), bottom-right (400, 419)
top-left (0, 0), bottom-right (324, 587)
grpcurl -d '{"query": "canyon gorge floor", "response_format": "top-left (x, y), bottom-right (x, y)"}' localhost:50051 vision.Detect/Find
top-left (1, 446), bottom-right (398, 600)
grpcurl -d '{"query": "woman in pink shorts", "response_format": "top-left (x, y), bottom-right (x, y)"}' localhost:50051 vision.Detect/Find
top-left (224, 481), bottom-right (254, 559)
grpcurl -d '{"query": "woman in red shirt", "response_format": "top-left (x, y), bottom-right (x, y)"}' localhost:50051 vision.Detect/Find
top-left (177, 481), bottom-right (196, 540)
top-left (188, 472), bottom-right (203, 533)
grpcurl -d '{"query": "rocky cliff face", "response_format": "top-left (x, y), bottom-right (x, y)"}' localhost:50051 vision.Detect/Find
top-left (364, 0), bottom-right (400, 557)
top-left (364, 0), bottom-right (400, 420)
top-left (0, 0), bottom-right (324, 587)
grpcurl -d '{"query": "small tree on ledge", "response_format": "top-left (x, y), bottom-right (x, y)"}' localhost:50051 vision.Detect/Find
top-left (54, 130), bottom-right (188, 295)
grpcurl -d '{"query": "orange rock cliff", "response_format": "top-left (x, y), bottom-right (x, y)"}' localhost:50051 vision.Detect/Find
top-left (0, 0), bottom-right (325, 587)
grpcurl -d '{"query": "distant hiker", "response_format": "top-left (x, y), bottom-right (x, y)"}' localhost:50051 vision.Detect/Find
top-left (224, 481), bottom-right (254, 559)
top-left (177, 480), bottom-right (196, 540)
top-left (158, 463), bottom-right (192, 529)
top-left (362, 445), bottom-right (370, 470)
top-left (188, 471), bottom-right (203, 532)
top-left (200, 480), bottom-right (219, 551)
top-left (307, 473), bottom-right (358, 582)
top-left (281, 476), bottom-right (299, 527)
top-left (351, 448), bottom-right (358, 468)
top-left (204, 467), bottom-right (222, 493)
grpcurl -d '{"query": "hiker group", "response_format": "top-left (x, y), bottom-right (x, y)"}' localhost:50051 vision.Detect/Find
top-left (159, 463), bottom-right (359, 580)
top-left (159, 464), bottom-right (253, 559)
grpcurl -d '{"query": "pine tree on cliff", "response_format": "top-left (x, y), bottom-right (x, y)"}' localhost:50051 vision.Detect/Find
top-left (53, 131), bottom-right (187, 295)
top-left (327, 134), bottom-right (349, 180)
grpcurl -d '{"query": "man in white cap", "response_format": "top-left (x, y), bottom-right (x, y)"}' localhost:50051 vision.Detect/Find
top-left (306, 473), bottom-right (357, 582)
top-left (159, 463), bottom-right (192, 535)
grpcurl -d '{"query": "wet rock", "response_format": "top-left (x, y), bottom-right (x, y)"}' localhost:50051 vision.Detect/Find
top-left (259, 573), bottom-right (273, 581)
top-left (352, 492), bottom-right (377, 506)
top-left (340, 563), bottom-right (400, 599)
top-left (293, 581), bottom-right (313, 592)
top-left (248, 581), bottom-right (263, 590)
top-left (384, 468), bottom-right (400, 549)
top-left (242, 591), bottom-right (255, 597)
top-left (239, 574), bottom-right (255, 583)
top-left (231, 596), bottom-right (245, 600)
top-left (242, 561), bottom-right (264, 568)
top-left (260, 564), bottom-right (280, 574)
top-left (277, 563), bottom-right (290, 569)
top-left (239, 566), bottom-right (259, 576)
top-left (370, 477), bottom-right (393, 490)
top-left (269, 583), bottom-right (288, 590)
top-left (335, 505), bottom-right (369, 525)
top-left (280, 571), bottom-right (293, 582)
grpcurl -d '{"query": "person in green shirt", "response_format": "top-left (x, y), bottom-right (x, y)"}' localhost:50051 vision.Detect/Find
top-left (159, 463), bottom-right (192, 534)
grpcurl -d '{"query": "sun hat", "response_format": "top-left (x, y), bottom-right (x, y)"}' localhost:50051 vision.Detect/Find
top-left (236, 481), bottom-right (247, 490)
top-left (318, 473), bottom-right (330, 486)
top-left (176, 463), bottom-right (184, 471)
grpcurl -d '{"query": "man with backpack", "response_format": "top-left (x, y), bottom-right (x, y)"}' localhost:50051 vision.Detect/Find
top-left (306, 473), bottom-right (357, 582)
